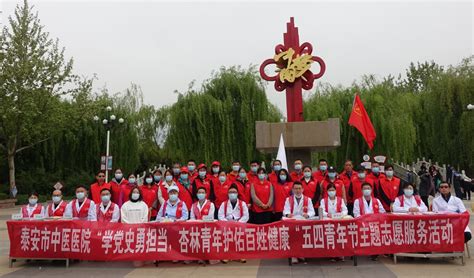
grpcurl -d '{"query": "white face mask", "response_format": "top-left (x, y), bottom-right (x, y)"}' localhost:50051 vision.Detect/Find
top-left (362, 189), bottom-right (372, 197)
top-left (404, 189), bottom-right (414, 197)
top-left (52, 196), bottom-right (62, 203)
top-left (328, 191), bottom-right (336, 198)
top-left (76, 192), bottom-right (85, 200)
top-left (131, 193), bottom-right (140, 201)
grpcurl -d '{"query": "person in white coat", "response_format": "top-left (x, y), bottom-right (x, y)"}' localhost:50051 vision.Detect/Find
top-left (120, 186), bottom-right (149, 224)
top-left (320, 183), bottom-right (348, 218)
top-left (283, 181), bottom-right (315, 219)
top-left (156, 185), bottom-right (189, 221)
top-left (190, 187), bottom-right (215, 220)
top-left (392, 183), bottom-right (428, 213)
top-left (64, 185), bottom-right (97, 221)
top-left (353, 182), bottom-right (386, 218)
top-left (20, 192), bottom-right (45, 219)
top-left (432, 181), bottom-right (471, 243)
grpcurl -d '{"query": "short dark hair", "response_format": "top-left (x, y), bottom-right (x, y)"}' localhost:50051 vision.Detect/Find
top-left (197, 186), bottom-right (207, 192)
top-left (303, 165), bottom-right (312, 171)
top-left (75, 185), bottom-right (88, 191)
top-left (385, 164), bottom-right (394, 170)
top-left (100, 188), bottom-right (111, 194)
top-left (257, 167), bottom-right (266, 174)
top-left (228, 184), bottom-right (239, 192)
top-left (250, 160), bottom-right (260, 165)
top-left (319, 159), bottom-right (327, 163)
top-left (29, 192), bottom-right (39, 198)
top-left (326, 183), bottom-right (336, 191)
top-left (273, 160), bottom-right (282, 165)
top-left (187, 159), bottom-right (196, 163)
top-left (293, 181), bottom-right (303, 187)
top-left (361, 182), bottom-right (372, 188)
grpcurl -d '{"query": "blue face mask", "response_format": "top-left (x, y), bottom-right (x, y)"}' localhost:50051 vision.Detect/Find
top-left (172, 168), bottom-right (180, 175)
top-left (165, 175), bottom-right (173, 182)
top-left (180, 174), bottom-right (188, 180)
top-left (197, 193), bottom-right (206, 201)
top-left (169, 194), bottom-right (178, 202)
top-left (199, 171), bottom-right (207, 178)
top-left (232, 165), bottom-right (240, 172)
top-left (228, 193), bottom-right (238, 201)
top-left (328, 172), bottom-right (336, 179)
top-left (251, 166), bottom-right (258, 173)
top-left (145, 178), bottom-right (153, 184)
top-left (154, 175), bottom-right (162, 182)
top-left (279, 175), bottom-right (287, 181)
top-left (274, 165), bottom-right (282, 172)
top-left (188, 165), bottom-right (195, 172)
top-left (320, 165), bottom-right (327, 171)
top-left (239, 172), bottom-right (247, 179)
top-left (128, 178), bottom-right (136, 184)
top-left (294, 164), bottom-right (302, 170)
top-left (219, 176), bottom-right (226, 183)
top-left (258, 173), bottom-right (266, 181)
top-left (372, 167), bottom-right (380, 174)
top-left (212, 167), bottom-right (220, 174)
top-left (115, 173), bottom-right (123, 180)
top-left (304, 172), bottom-right (312, 178)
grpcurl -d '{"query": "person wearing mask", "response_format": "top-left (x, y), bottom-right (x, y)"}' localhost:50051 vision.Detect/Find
top-left (313, 159), bottom-right (329, 183)
top-left (301, 166), bottom-right (322, 215)
top-left (119, 174), bottom-right (138, 207)
top-left (290, 159), bottom-right (304, 181)
top-left (140, 173), bottom-right (159, 221)
top-left (320, 166), bottom-right (346, 203)
top-left (248, 160), bottom-right (261, 184)
top-left (187, 159), bottom-right (198, 183)
top-left (171, 162), bottom-right (181, 182)
top-left (192, 164), bottom-right (214, 202)
top-left (121, 186), bottom-right (149, 223)
top-left (250, 167), bottom-right (274, 224)
top-left (190, 187), bottom-right (215, 220)
top-left (227, 161), bottom-right (241, 183)
top-left (109, 168), bottom-right (128, 206)
top-left (210, 161), bottom-right (221, 190)
top-left (176, 167), bottom-right (194, 212)
top-left (348, 166), bottom-right (374, 215)
top-left (392, 183), bottom-right (427, 213)
top-left (376, 165), bottom-right (402, 212)
top-left (90, 171), bottom-right (110, 205)
top-left (268, 160), bottom-right (282, 184)
top-left (320, 183), bottom-right (348, 219)
top-left (340, 160), bottom-right (354, 209)
top-left (156, 185), bottom-right (189, 221)
top-left (432, 182), bottom-right (471, 243)
top-left (96, 188), bottom-right (120, 222)
top-left (21, 192), bottom-right (44, 219)
top-left (272, 168), bottom-right (293, 221)
top-left (45, 190), bottom-right (67, 218)
top-left (367, 162), bottom-right (385, 188)
top-left (152, 169), bottom-right (163, 186)
top-left (64, 185), bottom-right (97, 221)
top-left (234, 167), bottom-right (252, 210)
top-left (213, 170), bottom-right (232, 218)
top-left (283, 181), bottom-right (315, 265)
top-left (419, 166), bottom-right (437, 207)
top-left (353, 183), bottom-right (386, 218)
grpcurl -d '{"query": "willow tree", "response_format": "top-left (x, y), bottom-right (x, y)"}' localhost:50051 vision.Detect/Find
top-left (157, 66), bottom-right (281, 167)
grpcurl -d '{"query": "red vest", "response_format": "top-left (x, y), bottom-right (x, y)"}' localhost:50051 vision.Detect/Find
top-left (193, 178), bottom-right (212, 200)
top-left (358, 197), bottom-right (380, 215)
top-left (324, 196), bottom-right (343, 213)
top-left (22, 205), bottom-right (42, 218)
top-left (159, 183), bottom-right (170, 201)
top-left (272, 181), bottom-right (293, 213)
top-left (192, 200), bottom-right (212, 220)
top-left (301, 178), bottom-right (319, 208)
top-left (47, 201), bottom-right (67, 217)
top-left (72, 199), bottom-right (92, 219)
top-left (96, 202), bottom-right (117, 222)
top-left (214, 181), bottom-right (231, 209)
top-left (224, 200), bottom-right (243, 219)
top-left (252, 180), bottom-right (272, 213)
top-left (289, 196), bottom-right (309, 214)
top-left (398, 195), bottom-right (422, 207)
top-left (162, 201), bottom-right (183, 219)
top-left (321, 179), bottom-right (345, 198)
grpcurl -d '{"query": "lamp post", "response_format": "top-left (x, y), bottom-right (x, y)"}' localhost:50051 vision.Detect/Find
top-left (94, 106), bottom-right (124, 182)
top-left (468, 104), bottom-right (474, 111)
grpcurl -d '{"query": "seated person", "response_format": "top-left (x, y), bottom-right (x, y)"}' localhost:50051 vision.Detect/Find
top-left (432, 181), bottom-right (471, 243)
top-left (320, 183), bottom-right (348, 218)
top-left (283, 181), bottom-right (316, 219)
top-left (156, 185), bottom-right (189, 221)
top-left (97, 188), bottom-right (120, 222)
top-left (45, 190), bottom-right (67, 217)
top-left (190, 187), bottom-right (215, 220)
top-left (353, 182), bottom-right (386, 218)
top-left (218, 184), bottom-right (249, 223)
top-left (392, 183), bottom-right (427, 213)
top-left (21, 192), bottom-right (44, 219)
top-left (64, 185), bottom-right (97, 221)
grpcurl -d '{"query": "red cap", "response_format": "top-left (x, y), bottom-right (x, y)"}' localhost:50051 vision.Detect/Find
top-left (180, 166), bottom-right (189, 173)
top-left (211, 161), bottom-right (221, 166)
top-left (198, 163), bottom-right (207, 170)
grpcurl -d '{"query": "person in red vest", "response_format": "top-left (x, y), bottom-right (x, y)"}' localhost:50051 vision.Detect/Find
top-left (268, 160), bottom-right (282, 184)
top-left (339, 160), bottom-right (354, 211)
top-left (45, 190), bottom-right (67, 218)
top-left (177, 168), bottom-right (193, 212)
top-left (227, 160), bottom-right (241, 183)
top-left (301, 166), bottom-right (322, 213)
top-left (119, 173), bottom-right (137, 207)
top-left (21, 192), bottom-right (45, 219)
top-left (190, 186), bottom-right (215, 220)
top-left (320, 183), bottom-right (348, 218)
top-left (250, 167), bottom-right (274, 224)
top-left (187, 159), bottom-right (198, 183)
top-left (272, 168), bottom-right (293, 221)
top-left (140, 173), bottom-right (158, 221)
top-left (156, 185), bottom-right (189, 221)
top-left (392, 183), bottom-right (428, 213)
top-left (90, 171), bottom-right (110, 205)
top-left (376, 164), bottom-right (403, 212)
top-left (64, 185), bottom-right (97, 221)
top-left (213, 170), bottom-right (232, 216)
top-left (348, 166), bottom-right (375, 214)
top-left (312, 159), bottom-right (328, 183)
top-left (109, 168), bottom-right (128, 206)
top-left (353, 182), bottom-right (385, 217)
top-left (152, 168), bottom-right (163, 185)
top-left (192, 164), bottom-right (214, 201)
top-left (320, 166), bottom-right (347, 203)
top-left (210, 161), bottom-right (221, 187)
top-left (157, 169), bottom-right (176, 207)
top-left (367, 161), bottom-right (385, 193)
top-left (234, 167), bottom-right (252, 210)
top-left (171, 162), bottom-right (181, 182)
top-left (218, 184), bottom-right (249, 223)
top-left (290, 159), bottom-right (304, 181)
top-left (248, 160), bottom-right (260, 183)
top-left (96, 188), bottom-right (120, 222)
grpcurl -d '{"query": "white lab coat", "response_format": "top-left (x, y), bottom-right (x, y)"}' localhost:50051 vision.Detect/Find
top-left (432, 194), bottom-right (471, 232)
top-left (218, 200), bottom-right (249, 223)
top-left (283, 196), bottom-right (315, 218)
top-left (64, 199), bottom-right (97, 221)
top-left (320, 197), bottom-right (348, 218)
top-left (353, 197), bottom-right (386, 218)
top-left (392, 195), bottom-right (428, 213)
top-left (189, 200), bottom-right (215, 220)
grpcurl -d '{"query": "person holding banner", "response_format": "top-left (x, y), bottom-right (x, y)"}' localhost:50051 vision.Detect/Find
top-left (250, 167), bottom-right (274, 224)
top-left (353, 182), bottom-right (385, 218)
top-left (97, 188), bottom-right (120, 222)
top-left (392, 183), bottom-right (427, 213)
top-left (156, 185), bottom-right (189, 221)
top-left (272, 168), bottom-right (293, 221)
top-left (432, 181), bottom-right (472, 243)
top-left (64, 185), bottom-right (97, 221)
top-left (190, 187), bottom-right (215, 220)
top-left (45, 190), bottom-right (67, 218)
top-left (320, 183), bottom-right (348, 219)
top-left (21, 192), bottom-right (45, 219)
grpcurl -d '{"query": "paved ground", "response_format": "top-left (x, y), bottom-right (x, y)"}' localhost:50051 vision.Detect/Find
top-left (1, 202), bottom-right (474, 278)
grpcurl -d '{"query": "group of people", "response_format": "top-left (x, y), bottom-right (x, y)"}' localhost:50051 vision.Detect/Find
top-left (21, 158), bottom-right (471, 263)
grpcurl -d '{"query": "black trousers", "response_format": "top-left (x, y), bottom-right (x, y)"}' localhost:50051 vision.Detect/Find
top-left (421, 196), bottom-right (429, 208)
top-left (465, 231), bottom-right (472, 243)
top-left (273, 212), bottom-right (283, 222)
top-left (251, 211), bottom-right (274, 224)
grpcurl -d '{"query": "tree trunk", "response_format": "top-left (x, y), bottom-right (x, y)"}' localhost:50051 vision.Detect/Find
top-left (7, 148), bottom-right (16, 198)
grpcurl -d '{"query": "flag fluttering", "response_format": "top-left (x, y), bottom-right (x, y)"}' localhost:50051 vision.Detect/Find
top-left (276, 133), bottom-right (288, 170)
top-left (348, 94), bottom-right (377, 149)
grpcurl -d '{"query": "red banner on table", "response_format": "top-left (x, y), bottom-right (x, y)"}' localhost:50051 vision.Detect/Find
top-left (7, 213), bottom-right (469, 261)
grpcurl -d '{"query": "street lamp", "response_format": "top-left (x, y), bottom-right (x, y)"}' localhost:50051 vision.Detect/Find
top-left (468, 104), bottom-right (474, 110)
top-left (93, 107), bottom-right (125, 182)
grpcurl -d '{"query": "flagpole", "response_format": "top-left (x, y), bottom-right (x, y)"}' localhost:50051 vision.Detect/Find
top-left (345, 93), bottom-right (357, 160)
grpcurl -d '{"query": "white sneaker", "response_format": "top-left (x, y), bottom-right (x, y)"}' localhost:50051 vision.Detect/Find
top-left (291, 257), bottom-right (298, 264)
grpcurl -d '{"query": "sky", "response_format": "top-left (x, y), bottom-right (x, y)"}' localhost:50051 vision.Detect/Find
top-left (1, 0), bottom-right (473, 116)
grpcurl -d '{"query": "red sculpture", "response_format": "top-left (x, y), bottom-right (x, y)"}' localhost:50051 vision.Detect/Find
top-left (260, 17), bottom-right (326, 122)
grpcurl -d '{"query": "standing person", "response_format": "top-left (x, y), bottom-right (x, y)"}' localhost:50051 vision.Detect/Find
top-left (140, 173), bottom-right (158, 221)
top-left (313, 159), bottom-right (329, 183)
top-left (109, 168), bottom-right (128, 206)
top-left (419, 166), bottom-right (437, 207)
top-left (234, 167), bottom-right (252, 210)
top-left (156, 185), bottom-right (189, 221)
top-left (268, 160), bottom-right (282, 184)
top-left (301, 166), bottom-right (322, 215)
top-left (187, 159), bottom-right (198, 183)
top-left (353, 183), bottom-right (386, 218)
top-left (21, 192), bottom-right (44, 219)
top-left (177, 168), bottom-right (194, 213)
top-left (461, 170), bottom-right (472, 200)
top-left (320, 166), bottom-right (346, 202)
top-left (171, 162), bottom-right (181, 182)
top-left (64, 185), bottom-right (97, 221)
top-left (45, 190), bottom-right (67, 218)
top-left (121, 186), bottom-right (149, 223)
top-left (152, 169), bottom-right (163, 185)
top-left (272, 169), bottom-right (293, 221)
top-left (192, 164), bottom-right (214, 201)
top-left (320, 183), bottom-right (348, 219)
top-left (119, 173), bottom-right (138, 207)
top-left (227, 161), bottom-right (241, 183)
top-left (432, 182), bottom-right (472, 243)
top-left (90, 171), bottom-right (110, 205)
top-left (250, 168), bottom-right (274, 224)
top-left (340, 160), bottom-right (354, 209)
top-left (348, 166), bottom-right (374, 213)
top-left (190, 187), bottom-right (215, 220)
top-left (96, 188), bottom-right (120, 222)
top-left (209, 161), bottom-right (221, 190)
top-left (213, 170), bottom-right (232, 217)
top-left (290, 159), bottom-right (304, 181)
top-left (392, 183), bottom-right (427, 213)
top-left (377, 165), bottom-right (402, 212)
top-left (367, 162), bottom-right (385, 192)
top-left (248, 160), bottom-right (261, 184)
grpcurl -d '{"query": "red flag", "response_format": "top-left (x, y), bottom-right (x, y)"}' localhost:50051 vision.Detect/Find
top-left (348, 94), bottom-right (376, 149)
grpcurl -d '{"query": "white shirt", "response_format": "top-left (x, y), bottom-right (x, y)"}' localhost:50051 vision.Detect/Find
top-left (99, 202), bottom-right (121, 222)
top-left (353, 197), bottom-right (386, 218)
top-left (45, 201), bottom-right (65, 217)
top-left (320, 197), bottom-right (348, 218)
top-left (432, 194), bottom-right (471, 232)
top-left (120, 200), bottom-right (149, 224)
top-left (283, 196), bottom-right (315, 218)
top-left (218, 200), bottom-right (249, 223)
top-left (392, 195), bottom-right (428, 213)
top-left (190, 200), bottom-right (215, 220)
top-left (21, 204), bottom-right (45, 219)
top-left (64, 198), bottom-right (97, 221)
top-left (156, 199), bottom-right (189, 221)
